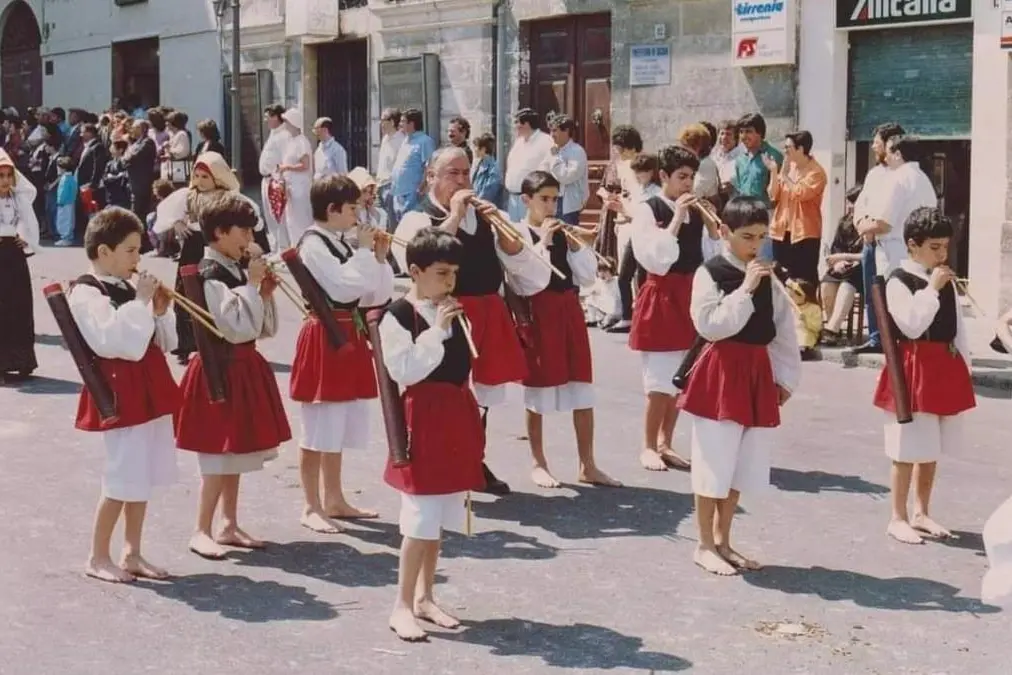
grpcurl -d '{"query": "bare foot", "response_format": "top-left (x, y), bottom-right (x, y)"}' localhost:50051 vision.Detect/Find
top-left (639, 449), bottom-right (667, 472)
top-left (531, 465), bottom-right (562, 488)
top-left (188, 532), bottom-right (228, 560)
top-left (301, 511), bottom-right (343, 534)
top-left (693, 547), bottom-right (738, 576)
top-left (911, 514), bottom-right (954, 538)
top-left (716, 545), bottom-right (763, 571)
top-left (121, 554), bottom-right (170, 580)
top-left (85, 557), bottom-right (135, 583)
top-left (578, 465), bottom-right (623, 487)
top-left (887, 519), bottom-right (925, 545)
top-left (389, 607), bottom-right (428, 642)
top-left (217, 527), bottom-right (266, 549)
top-left (658, 446), bottom-right (691, 471)
top-left (414, 599), bottom-right (461, 628)
top-left (325, 503), bottom-right (380, 520)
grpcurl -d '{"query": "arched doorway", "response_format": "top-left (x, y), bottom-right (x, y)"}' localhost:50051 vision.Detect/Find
top-left (1, 1), bottom-right (42, 113)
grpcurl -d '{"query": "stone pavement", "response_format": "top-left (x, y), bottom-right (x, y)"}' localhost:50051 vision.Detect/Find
top-left (0, 246), bottom-right (1009, 675)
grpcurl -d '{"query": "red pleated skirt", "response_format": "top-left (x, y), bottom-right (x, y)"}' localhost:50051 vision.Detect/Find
top-left (458, 293), bottom-right (528, 387)
top-left (75, 343), bottom-right (181, 432)
top-left (289, 310), bottom-right (377, 403)
top-left (383, 381), bottom-right (486, 495)
top-left (677, 340), bottom-right (781, 428)
top-left (175, 343), bottom-right (292, 454)
top-left (522, 288), bottom-right (593, 388)
top-left (873, 341), bottom-right (976, 417)
top-left (629, 272), bottom-right (697, 352)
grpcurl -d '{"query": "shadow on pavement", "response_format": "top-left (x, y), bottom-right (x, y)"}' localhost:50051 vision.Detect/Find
top-left (269, 361), bottom-right (292, 374)
top-left (9, 374), bottom-right (81, 395)
top-left (770, 468), bottom-right (889, 496)
top-left (744, 564), bottom-right (1000, 614)
top-left (34, 333), bottom-right (65, 348)
top-left (344, 519), bottom-right (561, 561)
top-left (935, 529), bottom-right (986, 557)
top-left (228, 539), bottom-right (439, 588)
top-left (473, 484), bottom-right (693, 540)
top-left (430, 618), bottom-right (691, 671)
top-left (135, 573), bottom-right (338, 622)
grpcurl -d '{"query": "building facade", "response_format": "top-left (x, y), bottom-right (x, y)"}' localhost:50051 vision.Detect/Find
top-left (800, 0), bottom-right (1010, 315)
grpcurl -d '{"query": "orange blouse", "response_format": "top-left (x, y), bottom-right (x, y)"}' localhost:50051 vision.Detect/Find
top-left (769, 159), bottom-right (827, 243)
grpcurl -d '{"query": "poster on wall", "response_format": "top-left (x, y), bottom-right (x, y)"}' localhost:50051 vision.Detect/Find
top-left (1002, 0), bottom-right (1012, 49)
top-left (629, 45), bottom-right (671, 87)
top-left (731, 0), bottom-right (795, 67)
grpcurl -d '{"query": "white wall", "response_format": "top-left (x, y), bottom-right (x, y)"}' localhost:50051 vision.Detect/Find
top-left (798, 0), bottom-right (849, 249)
top-left (44, 48), bottom-right (111, 112)
top-left (160, 32), bottom-right (223, 131)
top-left (968, 0), bottom-right (1008, 316)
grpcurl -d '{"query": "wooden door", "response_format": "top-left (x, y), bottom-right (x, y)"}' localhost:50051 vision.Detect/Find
top-left (1, 1), bottom-right (41, 113)
top-left (317, 40), bottom-right (370, 170)
top-left (521, 13), bottom-right (612, 224)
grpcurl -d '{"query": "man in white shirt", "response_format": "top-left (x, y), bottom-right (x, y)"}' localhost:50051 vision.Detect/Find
top-left (853, 131), bottom-right (937, 355)
top-left (503, 108), bottom-right (554, 222)
top-left (540, 114), bottom-right (588, 225)
top-left (710, 119), bottom-right (744, 191)
top-left (312, 117), bottom-right (348, 179)
top-left (376, 108), bottom-right (405, 226)
top-left (259, 104), bottom-right (292, 250)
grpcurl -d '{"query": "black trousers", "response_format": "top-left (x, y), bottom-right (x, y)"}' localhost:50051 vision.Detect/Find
top-left (617, 239), bottom-right (642, 321)
top-left (771, 232), bottom-right (821, 286)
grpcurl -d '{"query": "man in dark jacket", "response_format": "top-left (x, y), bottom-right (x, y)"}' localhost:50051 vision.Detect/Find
top-left (76, 123), bottom-right (110, 206)
top-left (122, 119), bottom-right (157, 251)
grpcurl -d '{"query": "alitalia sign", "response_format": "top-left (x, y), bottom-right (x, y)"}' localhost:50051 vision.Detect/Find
top-left (836, 0), bottom-right (972, 28)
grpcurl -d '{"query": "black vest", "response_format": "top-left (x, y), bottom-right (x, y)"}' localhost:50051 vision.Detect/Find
top-left (198, 258), bottom-right (246, 288)
top-left (703, 256), bottom-right (775, 346)
top-left (386, 298), bottom-right (470, 386)
top-left (419, 196), bottom-right (503, 296)
top-left (530, 228), bottom-right (575, 292)
top-left (889, 268), bottom-right (957, 342)
top-left (74, 275), bottom-right (137, 307)
top-left (644, 196), bottom-right (705, 274)
top-left (297, 229), bottom-right (359, 310)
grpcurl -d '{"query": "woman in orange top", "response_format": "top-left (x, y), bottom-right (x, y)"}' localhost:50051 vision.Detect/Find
top-left (764, 130), bottom-right (827, 285)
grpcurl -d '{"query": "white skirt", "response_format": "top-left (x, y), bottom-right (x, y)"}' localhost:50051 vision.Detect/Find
top-left (640, 350), bottom-right (689, 396)
top-left (523, 383), bottom-right (595, 414)
top-left (299, 400), bottom-right (370, 453)
top-left (197, 448), bottom-right (278, 475)
top-left (473, 382), bottom-right (508, 408)
top-left (883, 412), bottom-right (963, 463)
top-left (102, 416), bottom-right (178, 502)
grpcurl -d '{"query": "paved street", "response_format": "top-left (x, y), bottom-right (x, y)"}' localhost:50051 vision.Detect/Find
top-left (1, 247), bottom-right (1009, 675)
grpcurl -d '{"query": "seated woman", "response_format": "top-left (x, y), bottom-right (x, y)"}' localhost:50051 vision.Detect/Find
top-left (820, 185), bottom-right (864, 346)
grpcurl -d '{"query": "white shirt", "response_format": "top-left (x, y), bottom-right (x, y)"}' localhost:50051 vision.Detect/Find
top-left (711, 145), bottom-right (744, 184)
top-left (393, 194), bottom-right (552, 296)
top-left (886, 258), bottom-right (970, 371)
top-left (854, 164), bottom-right (889, 226)
top-left (524, 218), bottom-right (597, 295)
top-left (629, 195), bottom-right (721, 275)
top-left (378, 296), bottom-right (453, 387)
top-left (313, 137), bottom-right (349, 180)
top-left (694, 156), bottom-right (721, 200)
top-left (376, 130), bottom-right (406, 184)
top-left (69, 272), bottom-right (176, 361)
top-left (872, 162), bottom-right (937, 271)
top-left (202, 248), bottom-right (278, 343)
top-left (282, 133), bottom-right (314, 191)
top-left (689, 246), bottom-right (801, 393)
top-left (540, 140), bottom-right (589, 216)
top-left (0, 175), bottom-right (39, 247)
top-left (504, 130), bottom-right (554, 193)
top-left (259, 126), bottom-right (291, 178)
top-left (297, 223), bottom-right (394, 308)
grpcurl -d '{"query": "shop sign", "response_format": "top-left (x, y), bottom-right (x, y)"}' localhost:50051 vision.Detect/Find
top-left (731, 0), bottom-right (795, 66)
top-left (630, 45), bottom-right (671, 87)
top-left (836, 0), bottom-right (972, 29)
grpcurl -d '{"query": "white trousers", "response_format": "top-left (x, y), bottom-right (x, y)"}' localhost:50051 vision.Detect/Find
top-left (398, 492), bottom-right (467, 541)
top-left (640, 350), bottom-right (689, 396)
top-left (102, 416), bottom-right (178, 502)
top-left (883, 412), bottom-right (963, 463)
top-left (686, 413), bottom-right (772, 499)
top-left (300, 400), bottom-right (371, 453)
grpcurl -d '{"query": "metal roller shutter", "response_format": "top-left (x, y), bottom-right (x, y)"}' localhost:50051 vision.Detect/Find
top-left (847, 24), bottom-right (972, 141)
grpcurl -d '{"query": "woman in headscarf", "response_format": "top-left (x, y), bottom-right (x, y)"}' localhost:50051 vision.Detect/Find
top-left (0, 148), bottom-right (40, 381)
top-left (277, 108), bottom-right (314, 244)
top-left (153, 151), bottom-right (265, 364)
